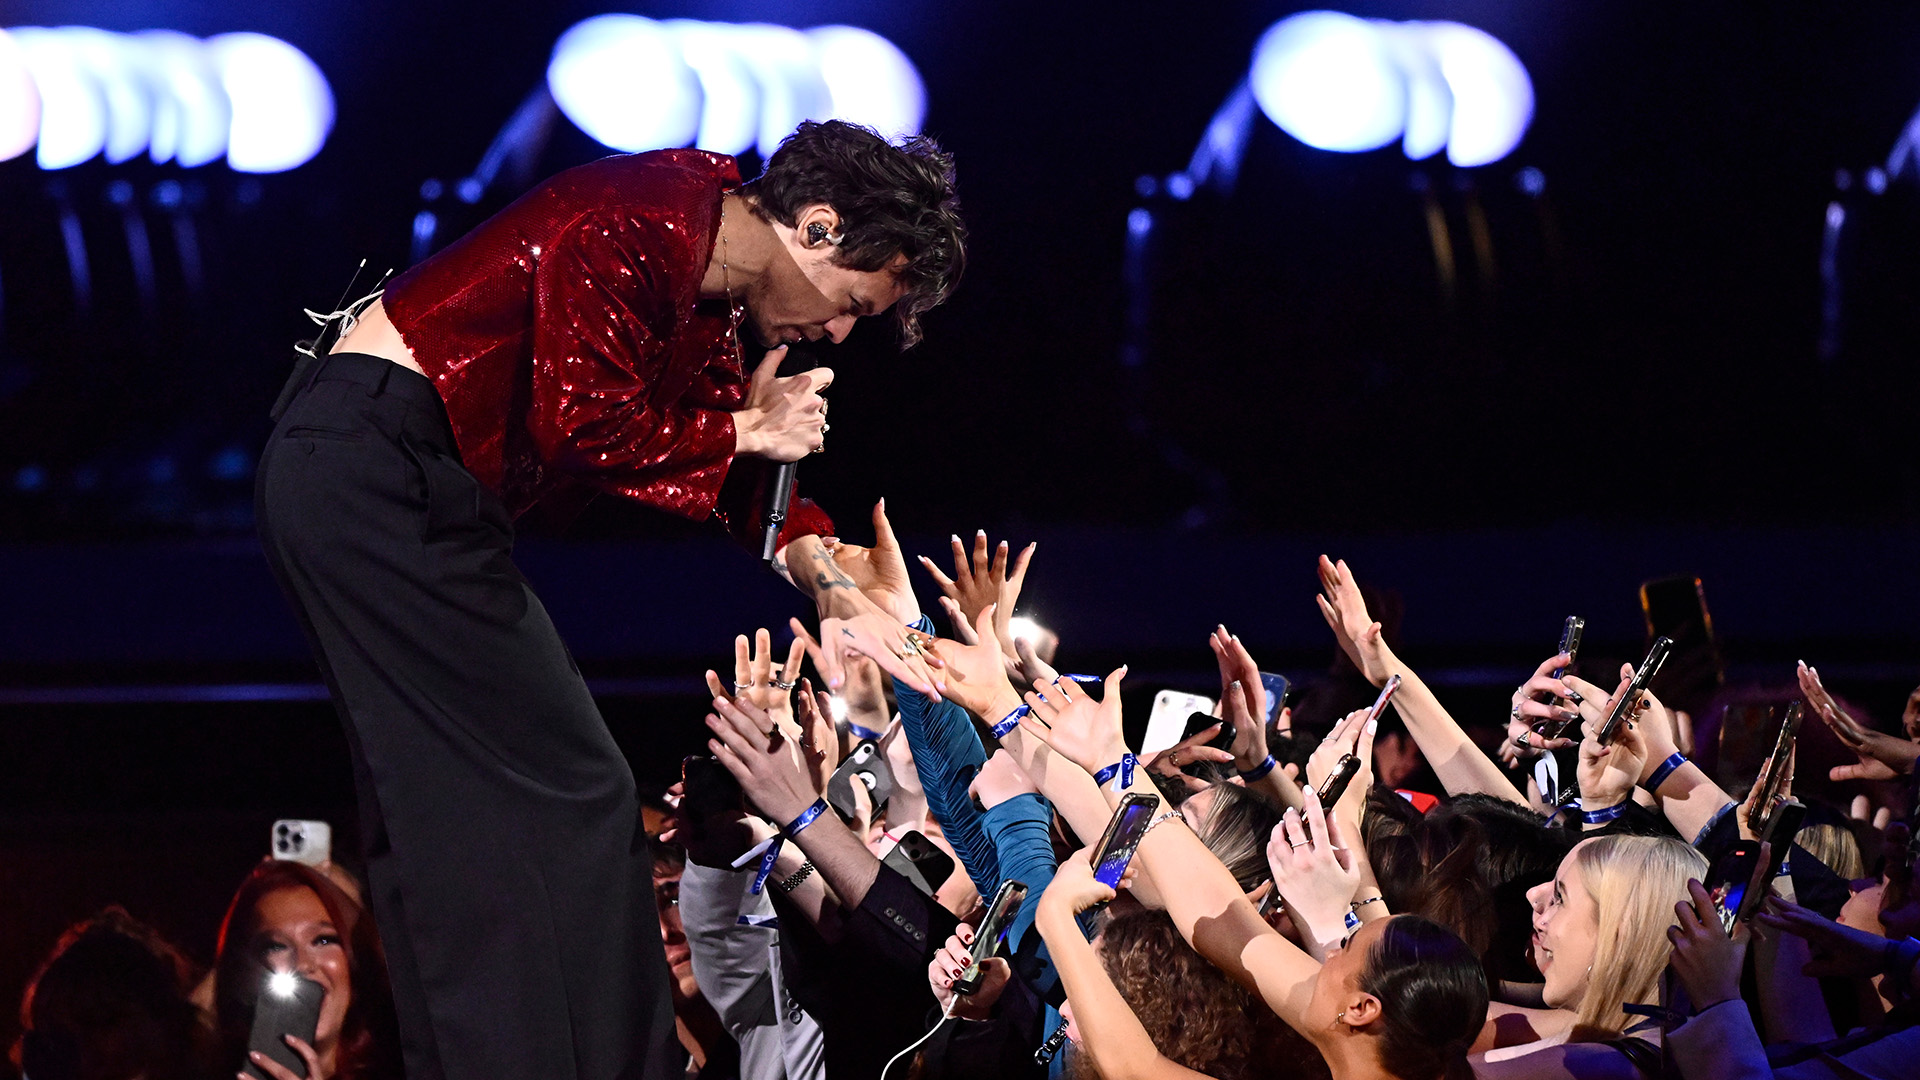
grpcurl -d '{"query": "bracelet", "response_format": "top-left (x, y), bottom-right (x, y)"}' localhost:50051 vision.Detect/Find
top-left (1142, 810), bottom-right (1183, 839)
top-left (1644, 752), bottom-right (1687, 792)
top-left (1580, 801), bottom-right (1627, 826)
top-left (1093, 754), bottom-right (1137, 791)
top-left (1239, 755), bottom-right (1279, 782)
top-left (1351, 895), bottom-right (1386, 911)
top-left (750, 838), bottom-right (784, 896)
top-left (991, 703), bottom-right (1030, 739)
top-left (776, 861), bottom-right (816, 893)
top-left (785, 798), bottom-right (830, 838)
top-left (846, 721), bottom-right (884, 743)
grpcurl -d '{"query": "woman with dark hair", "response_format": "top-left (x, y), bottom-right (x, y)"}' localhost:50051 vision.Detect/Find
top-left (212, 860), bottom-right (400, 1080)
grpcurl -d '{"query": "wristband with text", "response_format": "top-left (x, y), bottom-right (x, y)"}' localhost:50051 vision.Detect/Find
top-left (1093, 754), bottom-right (1137, 791)
top-left (1239, 755), bottom-right (1279, 782)
top-left (1580, 801), bottom-right (1627, 826)
top-left (1644, 752), bottom-right (1687, 792)
top-left (785, 798), bottom-right (830, 838)
top-left (749, 838), bottom-right (784, 895)
top-left (991, 703), bottom-right (1031, 740)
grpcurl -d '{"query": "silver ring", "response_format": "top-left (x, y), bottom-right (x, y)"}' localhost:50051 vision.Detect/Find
top-left (1288, 841), bottom-right (1308, 849)
top-left (771, 679), bottom-right (796, 690)
top-left (733, 680), bottom-right (755, 690)
top-left (820, 422), bottom-right (831, 434)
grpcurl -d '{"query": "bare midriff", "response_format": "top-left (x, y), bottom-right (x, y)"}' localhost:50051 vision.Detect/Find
top-left (329, 299), bottom-right (426, 376)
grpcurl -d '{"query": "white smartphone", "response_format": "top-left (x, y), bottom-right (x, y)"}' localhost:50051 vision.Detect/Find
top-left (1142, 690), bottom-right (1216, 755)
top-left (270, 819), bottom-right (332, 867)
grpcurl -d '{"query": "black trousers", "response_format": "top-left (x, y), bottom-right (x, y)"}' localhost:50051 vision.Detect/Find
top-left (256, 352), bottom-right (676, 1080)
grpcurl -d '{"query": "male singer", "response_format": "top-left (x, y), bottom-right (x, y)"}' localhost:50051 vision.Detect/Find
top-left (255, 120), bottom-right (965, 1079)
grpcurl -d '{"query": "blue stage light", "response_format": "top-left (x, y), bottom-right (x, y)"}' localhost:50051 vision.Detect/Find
top-left (1251, 11), bottom-right (1406, 153)
top-left (0, 29), bottom-right (40, 162)
top-left (137, 30), bottom-right (229, 167)
top-left (546, 15), bottom-right (703, 154)
top-left (547, 18), bottom-right (925, 156)
top-left (1249, 11), bottom-right (1533, 167)
top-left (10, 28), bottom-right (107, 169)
top-left (207, 32), bottom-right (333, 172)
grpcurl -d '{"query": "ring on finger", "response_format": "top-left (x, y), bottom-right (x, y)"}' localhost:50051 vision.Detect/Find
top-left (733, 680), bottom-right (755, 690)
top-left (771, 678), bottom-right (797, 690)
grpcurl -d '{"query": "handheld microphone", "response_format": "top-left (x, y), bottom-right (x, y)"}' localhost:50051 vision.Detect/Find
top-left (760, 460), bottom-right (798, 562)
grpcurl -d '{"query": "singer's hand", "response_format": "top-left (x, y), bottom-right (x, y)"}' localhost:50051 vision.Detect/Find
top-left (733, 346), bottom-right (831, 462)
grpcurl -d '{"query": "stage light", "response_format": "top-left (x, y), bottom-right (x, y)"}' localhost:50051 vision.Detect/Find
top-left (807, 25), bottom-right (925, 141)
top-left (1247, 11), bottom-right (1533, 167)
top-left (0, 29), bottom-right (39, 162)
top-left (664, 19), bottom-right (761, 156)
top-left (1418, 21), bottom-right (1532, 168)
top-left (207, 32), bottom-right (333, 172)
top-left (1251, 11), bottom-right (1406, 153)
top-left (546, 14), bottom-right (702, 153)
top-left (137, 29), bottom-right (229, 167)
top-left (62, 27), bottom-right (150, 164)
top-left (10, 27), bottom-right (107, 169)
top-left (546, 18), bottom-right (925, 156)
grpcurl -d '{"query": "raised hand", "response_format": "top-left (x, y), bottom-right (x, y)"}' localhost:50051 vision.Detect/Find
top-left (1265, 788), bottom-right (1361, 957)
top-left (926, 604), bottom-right (1019, 717)
top-left (1668, 878), bottom-right (1751, 1010)
top-left (732, 346), bottom-right (831, 461)
top-left (1039, 848), bottom-right (1129, 920)
top-left (660, 780), bottom-right (775, 870)
top-left (1211, 625), bottom-right (1272, 775)
top-left (1316, 555), bottom-right (1391, 685)
top-left (821, 499), bottom-right (921, 625)
top-left (793, 677), bottom-right (838, 794)
top-left (706, 629), bottom-right (805, 737)
top-left (1799, 660), bottom-right (1919, 781)
top-left (929, 924), bottom-right (1011, 1019)
top-left (1017, 668), bottom-right (1130, 778)
top-left (1572, 670), bottom-right (1648, 813)
top-left (1503, 652), bottom-right (1582, 763)
top-left (1143, 721), bottom-right (1234, 794)
top-left (1305, 708), bottom-right (1376, 835)
top-left (706, 692), bottom-right (825, 827)
top-left (920, 529), bottom-right (1035, 662)
top-left (783, 534), bottom-right (944, 699)
top-left (1756, 894), bottom-right (1901, 979)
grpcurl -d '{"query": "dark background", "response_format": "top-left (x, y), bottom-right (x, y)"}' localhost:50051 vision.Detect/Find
top-left (4, 0), bottom-right (1920, 1065)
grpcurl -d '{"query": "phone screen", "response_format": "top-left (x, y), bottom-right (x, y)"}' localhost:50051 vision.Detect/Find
top-left (1259, 672), bottom-right (1290, 726)
top-left (1091, 794), bottom-right (1159, 889)
top-left (955, 879), bottom-right (1029, 994)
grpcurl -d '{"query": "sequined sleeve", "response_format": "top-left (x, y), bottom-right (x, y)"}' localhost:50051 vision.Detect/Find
top-left (528, 207), bottom-right (737, 519)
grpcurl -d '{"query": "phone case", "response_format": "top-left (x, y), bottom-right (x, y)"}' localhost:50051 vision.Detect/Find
top-left (1143, 690), bottom-right (1217, 755)
top-left (827, 741), bottom-right (896, 819)
top-left (881, 830), bottom-right (955, 896)
top-left (1090, 794), bottom-right (1158, 890)
top-left (244, 972), bottom-right (325, 1079)
top-left (954, 880), bottom-right (1028, 994)
top-left (270, 820), bottom-right (332, 867)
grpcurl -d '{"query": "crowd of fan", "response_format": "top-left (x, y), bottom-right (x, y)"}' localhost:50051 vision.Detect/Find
top-left (12, 506), bottom-right (1920, 1080)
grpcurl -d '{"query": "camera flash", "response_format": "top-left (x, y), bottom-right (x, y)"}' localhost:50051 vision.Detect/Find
top-left (268, 971), bottom-right (299, 998)
top-left (828, 696), bottom-right (850, 723)
top-left (1008, 617), bottom-right (1045, 644)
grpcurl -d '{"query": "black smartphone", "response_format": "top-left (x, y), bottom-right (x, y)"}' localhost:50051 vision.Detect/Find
top-left (953, 879), bottom-right (1029, 995)
top-left (244, 971), bottom-right (325, 1079)
top-left (1317, 754), bottom-right (1363, 808)
top-left (1743, 703), bottom-right (1802, 834)
top-left (826, 740), bottom-right (896, 820)
top-left (1556, 616), bottom-right (1586, 669)
top-left (681, 755), bottom-right (744, 821)
top-left (1596, 637), bottom-right (1672, 745)
top-left (1712, 800), bottom-right (1806, 929)
top-left (882, 829), bottom-right (955, 897)
top-left (1090, 793), bottom-right (1159, 891)
top-left (1180, 711), bottom-right (1234, 753)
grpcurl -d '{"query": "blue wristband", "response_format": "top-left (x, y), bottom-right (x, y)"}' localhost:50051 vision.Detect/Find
top-left (785, 798), bottom-right (829, 838)
top-left (1580, 801), bottom-right (1627, 826)
top-left (1093, 754), bottom-right (1136, 791)
top-left (991, 703), bottom-right (1030, 739)
top-left (749, 837), bottom-right (784, 896)
top-left (1644, 752), bottom-right (1686, 792)
top-left (846, 721), bottom-right (884, 743)
top-left (1058, 674), bottom-right (1100, 684)
top-left (1239, 755), bottom-right (1279, 782)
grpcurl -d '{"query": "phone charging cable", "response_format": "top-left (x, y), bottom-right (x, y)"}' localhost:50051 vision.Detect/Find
top-left (881, 998), bottom-right (960, 1080)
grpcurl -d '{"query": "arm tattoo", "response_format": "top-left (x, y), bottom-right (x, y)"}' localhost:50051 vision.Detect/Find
top-left (810, 550), bottom-right (858, 592)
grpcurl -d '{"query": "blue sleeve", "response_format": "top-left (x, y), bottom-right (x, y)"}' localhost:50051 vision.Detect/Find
top-left (893, 618), bottom-right (1000, 896)
top-left (981, 792), bottom-right (1062, 998)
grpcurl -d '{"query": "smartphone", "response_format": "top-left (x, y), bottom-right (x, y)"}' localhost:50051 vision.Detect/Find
top-left (1715, 801), bottom-right (1807, 928)
top-left (1317, 754), bottom-right (1363, 808)
top-left (681, 755), bottom-right (744, 821)
top-left (881, 829), bottom-right (955, 897)
top-left (1089, 793), bottom-right (1159, 892)
top-left (1366, 674), bottom-right (1403, 726)
top-left (244, 971), bottom-right (325, 1079)
top-left (826, 740), bottom-right (896, 820)
top-left (1596, 637), bottom-right (1672, 745)
top-left (1743, 703), bottom-right (1803, 833)
top-left (270, 820), bottom-right (331, 867)
top-left (1259, 672), bottom-right (1291, 727)
top-left (1555, 616), bottom-right (1586, 669)
top-left (953, 879), bottom-right (1029, 995)
top-left (1180, 710), bottom-right (1235, 754)
top-left (1143, 690), bottom-right (1216, 755)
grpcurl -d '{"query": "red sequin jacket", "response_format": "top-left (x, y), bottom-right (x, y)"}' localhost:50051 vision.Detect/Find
top-left (382, 148), bottom-right (831, 547)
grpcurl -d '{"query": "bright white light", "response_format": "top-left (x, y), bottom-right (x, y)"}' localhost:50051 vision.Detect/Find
top-left (664, 19), bottom-right (761, 155)
top-left (1418, 21), bottom-right (1533, 168)
top-left (807, 25), bottom-right (924, 140)
top-left (10, 27), bottom-right (106, 168)
top-left (267, 971), bottom-right (299, 998)
top-left (61, 28), bottom-right (150, 164)
top-left (1008, 617), bottom-right (1047, 645)
top-left (1248, 12), bottom-right (1533, 167)
top-left (828, 696), bottom-right (850, 723)
top-left (137, 30), bottom-right (229, 166)
top-left (1250, 11), bottom-right (1405, 153)
top-left (723, 23), bottom-right (833, 157)
top-left (547, 15), bottom-right (702, 154)
top-left (206, 32), bottom-right (333, 172)
top-left (0, 30), bottom-right (40, 162)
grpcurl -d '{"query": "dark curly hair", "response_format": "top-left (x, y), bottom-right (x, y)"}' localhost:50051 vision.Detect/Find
top-left (742, 119), bottom-right (965, 347)
top-left (1072, 910), bottom-right (1321, 1080)
top-left (213, 860), bottom-right (402, 1080)
top-left (1359, 915), bottom-right (1490, 1080)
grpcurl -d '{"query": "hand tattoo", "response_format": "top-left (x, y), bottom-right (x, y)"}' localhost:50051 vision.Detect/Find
top-left (810, 549), bottom-right (858, 592)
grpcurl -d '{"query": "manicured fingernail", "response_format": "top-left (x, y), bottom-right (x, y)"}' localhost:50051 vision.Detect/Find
top-left (1366, 718), bottom-right (1378, 734)
top-left (1303, 784), bottom-right (1316, 799)
top-left (977, 529), bottom-right (986, 537)
top-left (950, 534), bottom-right (961, 543)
